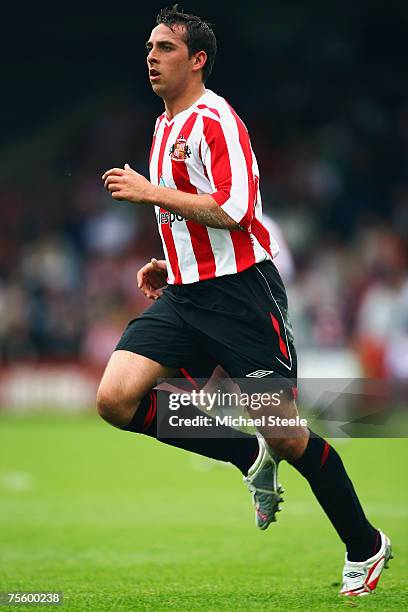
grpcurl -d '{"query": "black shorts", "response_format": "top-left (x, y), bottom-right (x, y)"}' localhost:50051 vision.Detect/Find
top-left (116, 261), bottom-right (297, 388)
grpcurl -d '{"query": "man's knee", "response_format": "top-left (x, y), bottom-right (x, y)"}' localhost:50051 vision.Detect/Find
top-left (269, 436), bottom-right (308, 462)
top-left (96, 384), bottom-right (141, 428)
top-left (96, 350), bottom-right (176, 428)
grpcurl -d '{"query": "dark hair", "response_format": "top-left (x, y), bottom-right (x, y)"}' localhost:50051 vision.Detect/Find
top-left (156, 5), bottom-right (217, 82)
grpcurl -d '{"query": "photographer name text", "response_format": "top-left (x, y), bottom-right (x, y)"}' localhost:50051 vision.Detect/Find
top-left (168, 414), bottom-right (308, 428)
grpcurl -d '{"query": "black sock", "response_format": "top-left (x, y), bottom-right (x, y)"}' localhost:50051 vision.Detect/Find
top-left (290, 431), bottom-right (380, 561)
top-left (123, 390), bottom-right (259, 475)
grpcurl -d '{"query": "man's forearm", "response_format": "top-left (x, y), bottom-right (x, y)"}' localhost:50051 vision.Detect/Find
top-left (145, 184), bottom-right (242, 230)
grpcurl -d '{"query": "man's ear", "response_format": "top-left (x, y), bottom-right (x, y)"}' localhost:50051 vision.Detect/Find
top-left (192, 50), bottom-right (207, 73)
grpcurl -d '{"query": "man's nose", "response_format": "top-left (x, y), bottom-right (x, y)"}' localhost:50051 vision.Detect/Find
top-left (147, 49), bottom-right (158, 65)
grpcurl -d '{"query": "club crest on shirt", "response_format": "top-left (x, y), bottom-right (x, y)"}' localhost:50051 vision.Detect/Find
top-left (169, 134), bottom-right (191, 161)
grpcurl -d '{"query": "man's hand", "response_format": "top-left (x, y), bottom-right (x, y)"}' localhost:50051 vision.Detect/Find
top-left (102, 164), bottom-right (242, 230)
top-left (102, 163), bottom-right (153, 203)
top-left (137, 258), bottom-right (167, 300)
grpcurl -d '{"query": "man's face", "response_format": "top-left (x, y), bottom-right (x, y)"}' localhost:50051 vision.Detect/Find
top-left (146, 23), bottom-right (199, 99)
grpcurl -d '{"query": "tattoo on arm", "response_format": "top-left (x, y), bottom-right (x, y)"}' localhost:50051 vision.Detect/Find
top-left (151, 186), bottom-right (243, 230)
top-left (188, 204), bottom-right (241, 229)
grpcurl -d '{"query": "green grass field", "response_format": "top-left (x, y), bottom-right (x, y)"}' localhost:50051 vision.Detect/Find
top-left (0, 413), bottom-right (407, 611)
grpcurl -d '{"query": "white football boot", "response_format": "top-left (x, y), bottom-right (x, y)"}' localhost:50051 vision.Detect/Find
top-left (340, 530), bottom-right (393, 596)
top-left (243, 435), bottom-right (284, 530)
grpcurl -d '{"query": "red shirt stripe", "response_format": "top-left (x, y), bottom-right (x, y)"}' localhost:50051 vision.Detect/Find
top-left (252, 217), bottom-right (272, 256)
top-left (203, 114), bottom-right (256, 271)
top-left (202, 116), bottom-right (232, 206)
top-left (230, 231), bottom-right (256, 272)
top-left (197, 104), bottom-right (221, 118)
top-left (171, 113), bottom-right (217, 281)
top-left (228, 104), bottom-right (256, 228)
top-left (157, 123), bottom-right (182, 284)
top-left (149, 113), bottom-right (165, 165)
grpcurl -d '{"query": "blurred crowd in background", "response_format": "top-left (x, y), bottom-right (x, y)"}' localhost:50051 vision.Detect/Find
top-left (1, 2), bottom-right (408, 378)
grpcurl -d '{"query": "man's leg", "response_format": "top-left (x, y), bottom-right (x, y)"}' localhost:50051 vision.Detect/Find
top-left (246, 393), bottom-right (380, 562)
top-left (192, 260), bottom-right (381, 562)
top-left (245, 392), bottom-right (392, 594)
top-left (96, 349), bottom-right (258, 475)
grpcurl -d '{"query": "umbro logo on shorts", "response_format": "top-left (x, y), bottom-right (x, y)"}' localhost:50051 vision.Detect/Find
top-left (246, 370), bottom-right (275, 378)
top-left (344, 571), bottom-right (364, 578)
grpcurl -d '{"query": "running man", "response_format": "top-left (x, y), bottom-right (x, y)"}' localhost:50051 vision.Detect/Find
top-left (99, 6), bottom-right (392, 596)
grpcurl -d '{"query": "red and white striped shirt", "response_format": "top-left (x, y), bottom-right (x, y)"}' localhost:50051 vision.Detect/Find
top-left (149, 89), bottom-right (279, 284)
